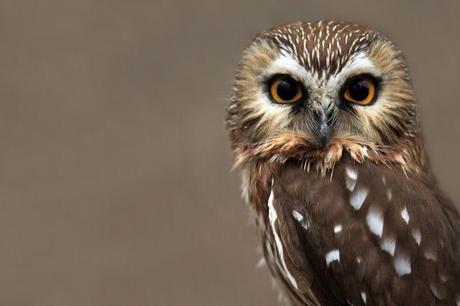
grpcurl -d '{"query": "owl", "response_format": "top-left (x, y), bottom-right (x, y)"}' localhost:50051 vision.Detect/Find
top-left (225, 21), bottom-right (460, 306)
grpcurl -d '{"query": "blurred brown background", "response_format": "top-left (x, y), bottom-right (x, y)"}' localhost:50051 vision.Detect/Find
top-left (0, 0), bottom-right (459, 305)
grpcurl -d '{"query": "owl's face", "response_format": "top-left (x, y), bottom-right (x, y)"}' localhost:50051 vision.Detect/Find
top-left (227, 21), bottom-right (417, 155)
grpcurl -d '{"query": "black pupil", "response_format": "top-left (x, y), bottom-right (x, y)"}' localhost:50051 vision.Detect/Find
top-left (277, 79), bottom-right (298, 101)
top-left (348, 78), bottom-right (370, 101)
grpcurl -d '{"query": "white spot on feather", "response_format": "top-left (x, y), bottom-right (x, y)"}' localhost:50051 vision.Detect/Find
top-left (411, 228), bottom-right (422, 246)
top-left (401, 207), bottom-right (410, 224)
top-left (325, 249), bottom-right (340, 267)
top-left (345, 166), bottom-right (358, 191)
top-left (366, 207), bottom-right (384, 237)
top-left (380, 237), bottom-right (396, 256)
top-left (393, 254), bottom-right (411, 276)
top-left (361, 291), bottom-right (367, 304)
top-left (350, 186), bottom-right (368, 210)
top-left (346, 166), bottom-right (358, 180)
top-left (292, 210), bottom-right (303, 222)
top-left (334, 224), bottom-right (342, 234)
top-left (345, 177), bottom-right (357, 192)
top-left (292, 209), bottom-right (310, 230)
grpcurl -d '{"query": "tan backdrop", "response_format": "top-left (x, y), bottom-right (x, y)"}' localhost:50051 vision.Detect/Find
top-left (0, 0), bottom-right (459, 305)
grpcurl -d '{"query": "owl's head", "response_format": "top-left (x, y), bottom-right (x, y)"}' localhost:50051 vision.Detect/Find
top-left (226, 21), bottom-right (419, 167)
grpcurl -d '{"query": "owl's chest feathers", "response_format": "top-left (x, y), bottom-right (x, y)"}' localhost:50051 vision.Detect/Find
top-left (241, 155), bottom-right (460, 306)
top-left (240, 138), bottom-right (426, 214)
top-left (237, 133), bottom-right (430, 244)
top-left (241, 153), bottom-right (354, 226)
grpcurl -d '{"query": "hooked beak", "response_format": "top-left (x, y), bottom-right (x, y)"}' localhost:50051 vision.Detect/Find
top-left (313, 108), bottom-right (331, 148)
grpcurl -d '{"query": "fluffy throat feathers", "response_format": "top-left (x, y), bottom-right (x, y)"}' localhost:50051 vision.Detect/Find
top-left (232, 132), bottom-right (427, 177)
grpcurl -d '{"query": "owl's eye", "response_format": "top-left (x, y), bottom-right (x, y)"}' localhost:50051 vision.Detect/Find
top-left (343, 75), bottom-right (377, 105)
top-left (269, 76), bottom-right (304, 104)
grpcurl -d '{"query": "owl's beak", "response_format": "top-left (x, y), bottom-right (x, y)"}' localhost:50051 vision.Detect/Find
top-left (312, 108), bottom-right (331, 148)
